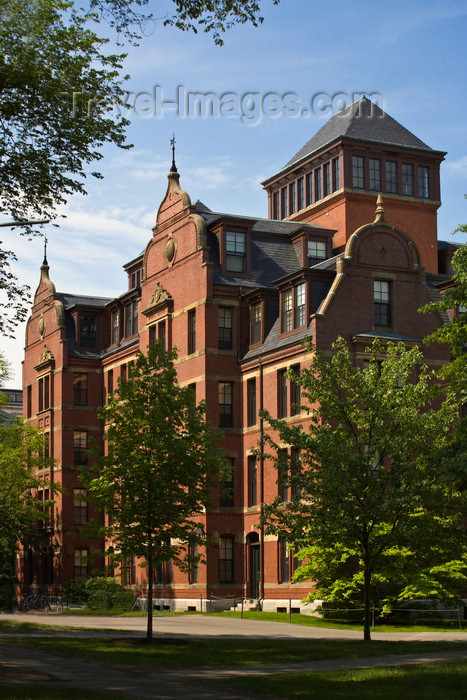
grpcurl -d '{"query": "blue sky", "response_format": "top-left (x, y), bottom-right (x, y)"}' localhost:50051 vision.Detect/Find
top-left (2, 0), bottom-right (467, 383)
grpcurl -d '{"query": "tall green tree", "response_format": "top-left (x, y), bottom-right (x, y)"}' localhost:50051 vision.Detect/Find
top-left (84, 341), bottom-right (224, 640)
top-left (420, 218), bottom-right (467, 490)
top-left (0, 361), bottom-right (57, 607)
top-left (0, 0), bottom-right (130, 335)
top-left (260, 338), bottom-right (466, 641)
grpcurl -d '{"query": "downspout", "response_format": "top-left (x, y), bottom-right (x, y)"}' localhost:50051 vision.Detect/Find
top-left (259, 356), bottom-right (265, 603)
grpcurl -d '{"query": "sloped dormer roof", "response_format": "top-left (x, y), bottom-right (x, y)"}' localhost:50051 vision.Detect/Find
top-left (282, 97), bottom-right (434, 172)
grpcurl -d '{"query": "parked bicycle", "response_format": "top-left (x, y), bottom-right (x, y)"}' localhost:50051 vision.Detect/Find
top-left (17, 593), bottom-right (50, 611)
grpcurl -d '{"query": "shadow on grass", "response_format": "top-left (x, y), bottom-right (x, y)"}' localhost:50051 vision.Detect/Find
top-left (225, 661), bottom-right (467, 699)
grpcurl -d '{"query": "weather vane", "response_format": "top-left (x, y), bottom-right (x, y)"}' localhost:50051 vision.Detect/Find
top-left (171, 134), bottom-right (177, 173)
top-left (43, 234), bottom-right (48, 266)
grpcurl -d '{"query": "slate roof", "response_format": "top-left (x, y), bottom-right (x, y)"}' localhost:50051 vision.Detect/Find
top-left (280, 97), bottom-right (435, 174)
top-left (196, 204), bottom-right (332, 290)
top-left (197, 206), bottom-right (324, 234)
top-left (58, 293), bottom-right (112, 310)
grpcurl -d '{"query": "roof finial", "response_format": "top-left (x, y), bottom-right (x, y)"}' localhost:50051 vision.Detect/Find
top-left (170, 134), bottom-right (177, 173)
top-left (373, 193), bottom-right (386, 224)
top-left (43, 234), bottom-right (48, 266)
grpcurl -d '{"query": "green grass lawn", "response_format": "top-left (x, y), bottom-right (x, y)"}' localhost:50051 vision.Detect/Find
top-left (224, 660), bottom-right (467, 699)
top-left (4, 637), bottom-right (467, 669)
top-left (213, 610), bottom-right (466, 633)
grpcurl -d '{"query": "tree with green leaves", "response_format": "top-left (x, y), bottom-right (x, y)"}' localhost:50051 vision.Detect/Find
top-left (83, 341), bottom-right (224, 639)
top-left (86, 1), bottom-right (281, 45)
top-left (0, 362), bottom-right (57, 608)
top-left (260, 338), bottom-right (467, 641)
top-left (0, 0), bottom-right (130, 335)
top-left (0, 0), bottom-right (281, 336)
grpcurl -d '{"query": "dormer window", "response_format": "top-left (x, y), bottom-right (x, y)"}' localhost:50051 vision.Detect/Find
top-left (226, 232), bottom-right (246, 273)
top-left (124, 300), bottom-right (138, 337)
top-left (251, 302), bottom-right (261, 345)
top-left (280, 281), bottom-right (309, 334)
top-left (111, 310), bottom-right (119, 344)
top-left (281, 289), bottom-right (293, 332)
top-left (130, 268), bottom-right (142, 290)
top-left (307, 241), bottom-right (326, 267)
top-left (80, 315), bottom-right (96, 348)
top-left (294, 284), bottom-right (305, 327)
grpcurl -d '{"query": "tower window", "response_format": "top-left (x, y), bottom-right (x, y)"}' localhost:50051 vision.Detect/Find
top-left (418, 166), bottom-right (429, 199)
top-left (323, 162), bottom-right (330, 197)
top-left (280, 187), bottom-right (288, 218)
top-left (314, 168), bottom-right (322, 201)
top-left (402, 164), bottom-right (414, 196)
top-left (385, 161), bottom-right (398, 194)
top-left (332, 158), bottom-right (340, 191)
top-left (369, 158), bottom-right (381, 191)
top-left (273, 191), bottom-right (280, 219)
top-left (306, 173), bottom-right (313, 206)
top-left (297, 177), bottom-right (304, 210)
top-left (289, 181), bottom-right (296, 215)
top-left (352, 156), bottom-right (365, 189)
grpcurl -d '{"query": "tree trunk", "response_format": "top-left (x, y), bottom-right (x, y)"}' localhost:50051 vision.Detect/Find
top-left (146, 556), bottom-right (153, 640)
top-left (363, 565), bottom-right (372, 642)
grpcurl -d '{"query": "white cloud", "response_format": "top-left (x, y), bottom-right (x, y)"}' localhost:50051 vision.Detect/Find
top-left (444, 156), bottom-right (467, 175)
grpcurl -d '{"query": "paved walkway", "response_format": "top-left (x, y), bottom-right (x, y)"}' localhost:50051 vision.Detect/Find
top-left (0, 613), bottom-right (466, 698)
top-left (4, 611), bottom-right (467, 641)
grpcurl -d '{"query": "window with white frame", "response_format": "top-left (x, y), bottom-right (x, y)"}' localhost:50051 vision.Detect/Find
top-left (225, 232), bottom-right (246, 273)
top-left (374, 280), bottom-right (391, 327)
top-left (307, 240), bottom-right (326, 266)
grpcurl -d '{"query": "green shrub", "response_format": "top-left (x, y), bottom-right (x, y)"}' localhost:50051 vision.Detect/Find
top-left (85, 577), bottom-right (134, 611)
top-left (63, 577), bottom-right (89, 604)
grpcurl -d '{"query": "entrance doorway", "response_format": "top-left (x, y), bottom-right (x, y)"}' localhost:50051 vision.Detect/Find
top-left (246, 532), bottom-right (260, 599)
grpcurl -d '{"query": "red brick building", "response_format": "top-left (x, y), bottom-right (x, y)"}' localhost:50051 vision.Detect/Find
top-left (21, 98), bottom-right (456, 611)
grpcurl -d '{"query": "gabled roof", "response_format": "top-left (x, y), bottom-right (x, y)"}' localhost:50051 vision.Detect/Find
top-left (280, 97), bottom-right (436, 173)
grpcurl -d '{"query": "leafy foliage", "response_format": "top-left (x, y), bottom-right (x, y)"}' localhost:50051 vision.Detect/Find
top-left (164, 0), bottom-right (282, 45)
top-left (0, 421), bottom-right (57, 568)
top-left (85, 1), bottom-right (281, 45)
top-left (85, 576), bottom-right (135, 610)
top-left (0, 0), bottom-right (130, 223)
top-left (0, 0), bottom-right (131, 334)
top-left (83, 341), bottom-right (225, 637)
top-left (260, 338), bottom-right (466, 641)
